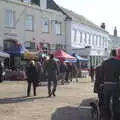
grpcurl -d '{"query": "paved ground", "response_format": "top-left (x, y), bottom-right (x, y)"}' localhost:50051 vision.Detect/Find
top-left (0, 78), bottom-right (97, 120)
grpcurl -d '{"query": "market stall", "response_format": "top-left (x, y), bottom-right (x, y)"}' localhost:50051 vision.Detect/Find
top-left (54, 50), bottom-right (76, 62)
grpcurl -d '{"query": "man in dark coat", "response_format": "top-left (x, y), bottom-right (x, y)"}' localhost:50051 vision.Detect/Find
top-left (101, 49), bottom-right (120, 120)
top-left (26, 60), bottom-right (38, 97)
top-left (94, 65), bottom-right (104, 119)
top-left (46, 54), bottom-right (59, 97)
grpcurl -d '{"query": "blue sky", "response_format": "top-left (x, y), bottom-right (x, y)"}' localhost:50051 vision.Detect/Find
top-left (54, 0), bottom-right (120, 35)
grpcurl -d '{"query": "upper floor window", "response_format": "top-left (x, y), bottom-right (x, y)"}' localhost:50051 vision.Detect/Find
top-left (42, 19), bottom-right (49, 33)
top-left (5, 10), bottom-right (15, 27)
top-left (92, 34), bottom-right (94, 45)
top-left (72, 29), bottom-right (76, 42)
top-left (105, 39), bottom-right (107, 46)
top-left (101, 37), bottom-right (104, 47)
top-left (84, 33), bottom-right (87, 44)
top-left (76, 31), bottom-right (80, 42)
top-left (94, 35), bottom-right (97, 45)
top-left (96, 36), bottom-right (99, 46)
top-left (99, 36), bottom-right (102, 47)
top-left (55, 22), bottom-right (61, 35)
top-left (80, 32), bottom-right (82, 43)
top-left (82, 32), bottom-right (85, 43)
top-left (89, 34), bottom-right (92, 45)
top-left (86, 33), bottom-right (90, 44)
top-left (25, 15), bottom-right (34, 31)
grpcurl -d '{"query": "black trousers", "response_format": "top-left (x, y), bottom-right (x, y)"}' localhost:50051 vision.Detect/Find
top-left (27, 81), bottom-right (36, 96)
top-left (103, 84), bottom-right (120, 120)
top-left (0, 75), bottom-right (2, 82)
top-left (98, 91), bottom-right (104, 118)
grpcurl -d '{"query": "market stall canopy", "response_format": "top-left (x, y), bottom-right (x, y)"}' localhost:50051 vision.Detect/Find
top-left (0, 51), bottom-right (10, 58)
top-left (4, 44), bottom-right (26, 56)
top-left (64, 59), bottom-right (76, 63)
top-left (54, 50), bottom-right (76, 62)
top-left (23, 51), bottom-right (38, 60)
top-left (75, 54), bottom-right (88, 62)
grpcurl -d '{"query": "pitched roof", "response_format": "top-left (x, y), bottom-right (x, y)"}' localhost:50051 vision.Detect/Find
top-left (47, 0), bottom-right (108, 33)
top-left (60, 7), bottom-right (108, 32)
top-left (47, 0), bottom-right (71, 20)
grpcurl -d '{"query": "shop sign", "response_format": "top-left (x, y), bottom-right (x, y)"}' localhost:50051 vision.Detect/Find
top-left (4, 32), bottom-right (17, 37)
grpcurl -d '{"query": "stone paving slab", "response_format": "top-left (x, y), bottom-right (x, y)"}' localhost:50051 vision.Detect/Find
top-left (0, 78), bottom-right (97, 120)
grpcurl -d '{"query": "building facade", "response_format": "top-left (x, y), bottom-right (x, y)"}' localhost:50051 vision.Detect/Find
top-left (0, 0), bottom-right (66, 52)
top-left (109, 27), bottom-right (120, 50)
top-left (60, 8), bottom-right (111, 68)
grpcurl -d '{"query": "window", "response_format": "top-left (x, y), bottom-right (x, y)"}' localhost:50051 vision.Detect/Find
top-left (42, 19), bottom-right (49, 33)
top-left (82, 32), bottom-right (85, 43)
top-left (101, 37), bottom-right (104, 47)
top-left (84, 33), bottom-right (87, 44)
top-left (72, 29), bottom-right (76, 42)
top-left (25, 15), bottom-right (34, 31)
top-left (96, 36), bottom-right (98, 46)
top-left (5, 10), bottom-right (15, 27)
top-left (80, 32), bottom-right (82, 43)
top-left (76, 31), bottom-right (80, 42)
top-left (92, 34), bottom-right (94, 45)
top-left (55, 22), bottom-right (61, 35)
top-left (105, 39), bottom-right (107, 46)
top-left (99, 36), bottom-right (102, 47)
top-left (86, 33), bottom-right (90, 44)
top-left (94, 35), bottom-right (97, 45)
top-left (89, 34), bottom-right (92, 44)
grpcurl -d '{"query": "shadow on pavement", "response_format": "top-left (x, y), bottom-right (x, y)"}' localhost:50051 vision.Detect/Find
top-left (51, 97), bottom-right (97, 120)
top-left (0, 96), bottom-right (49, 104)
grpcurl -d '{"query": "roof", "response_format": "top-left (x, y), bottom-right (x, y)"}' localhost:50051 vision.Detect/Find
top-left (47, 0), bottom-right (71, 20)
top-left (60, 7), bottom-right (108, 32)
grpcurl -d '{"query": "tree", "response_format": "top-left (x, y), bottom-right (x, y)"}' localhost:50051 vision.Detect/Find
top-left (31, 0), bottom-right (40, 6)
top-left (100, 22), bottom-right (106, 29)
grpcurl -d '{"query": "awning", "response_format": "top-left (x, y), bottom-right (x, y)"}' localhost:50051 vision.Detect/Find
top-left (64, 59), bottom-right (76, 63)
top-left (4, 44), bottom-right (26, 56)
top-left (0, 51), bottom-right (10, 58)
top-left (54, 50), bottom-right (76, 62)
top-left (75, 55), bottom-right (88, 62)
top-left (23, 51), bottom-right (38, 60)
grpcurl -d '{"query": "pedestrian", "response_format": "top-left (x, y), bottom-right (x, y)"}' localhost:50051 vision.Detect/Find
top-left (35, 60), bottom-right (43, 86)
top-left (65, 62), bottom-right (72, 83)
top-left (101, 49), bottom-right (120, 120)
top-left (25, 60), bottom-right (38, 97)
top-left (89, 65), bottom-right (94, 82)
top-left (46, 54), bottom-right (59, 97)
top-left (59, 62), bottom-right (66, 85)
top-left (94, 65), bottom-right (104, 119)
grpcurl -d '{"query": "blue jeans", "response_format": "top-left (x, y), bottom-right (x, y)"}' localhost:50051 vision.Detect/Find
top-left (103, 84), bottom-right (120, 120)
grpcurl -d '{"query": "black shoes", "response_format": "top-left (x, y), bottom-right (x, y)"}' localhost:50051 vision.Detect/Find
top-left (52, 92), bottom-right (56, 97)
top-left (48, 91), bottom-right (56, 97)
